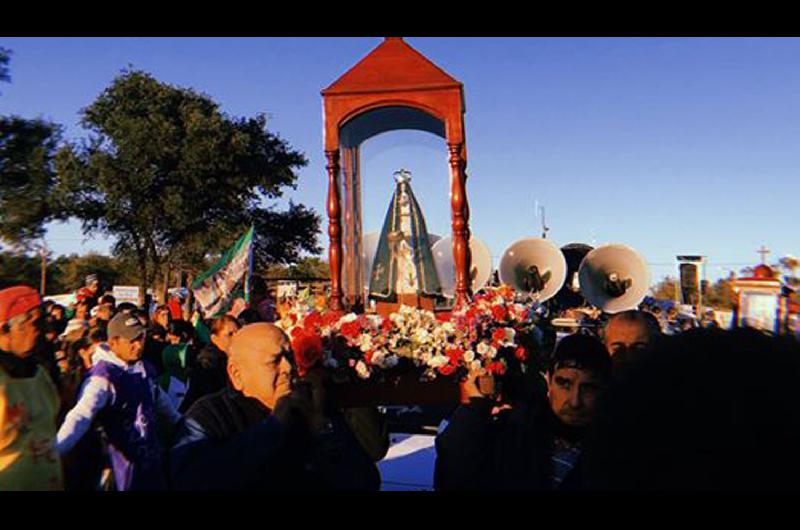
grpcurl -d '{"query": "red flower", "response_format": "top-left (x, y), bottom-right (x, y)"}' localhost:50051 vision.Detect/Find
top-left (321, 310), bottom-right (344, 328)
top-left (381, 318), bottom-right (393, 334)
top-left (435, 311), bottom-right (452, 323)
top-left (515, 346), bottom-right (528, 362)
top-left (438, 364), bottom-right (456, 376)
top-left (291, 330), bottom-right (324, 377)
top-left (290, 326), bottom-right (305, 339)
top-left (304, 311), bottom-right (322, 331)
top-left (445, 347), bottom-right (464, 365)
top-left (364, 349), bottom-right (375, 365)
top-left (287, 313), bottom-right (297, 325)
top-left (487, 360), bottom-right (506, 375)
top-left (339, 320), bottom-right (361, 339)
top-left (492, 328), bottom-right (507, 344)
top-left (491, 305), bottom-right (508, 322)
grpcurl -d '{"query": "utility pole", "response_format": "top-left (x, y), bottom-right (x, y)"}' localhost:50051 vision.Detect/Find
top-left (539, 205), bottom-right (549, 239)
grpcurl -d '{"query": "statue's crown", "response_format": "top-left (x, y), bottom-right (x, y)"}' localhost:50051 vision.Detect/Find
top-left (393, 169), bottom-right (412, 184)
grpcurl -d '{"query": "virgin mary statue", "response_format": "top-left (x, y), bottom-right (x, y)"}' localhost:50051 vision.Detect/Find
top-left (368, 170), bottom-right (441, 303)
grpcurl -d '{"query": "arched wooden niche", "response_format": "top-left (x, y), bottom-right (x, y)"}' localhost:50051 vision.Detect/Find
top-left (322, 37), bottom-right (472, 311)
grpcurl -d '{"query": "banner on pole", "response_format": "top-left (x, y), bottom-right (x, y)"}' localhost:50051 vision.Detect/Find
top-left (191, 227), bottom-right (254, 318)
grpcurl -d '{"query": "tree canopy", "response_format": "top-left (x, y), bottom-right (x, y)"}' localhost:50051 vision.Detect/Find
top-left (55, 69), bottom-right (321, 301)
top-left (0, 48), bottom-right (63, 249)
top-left (0, 116), bottom-right (63, 247)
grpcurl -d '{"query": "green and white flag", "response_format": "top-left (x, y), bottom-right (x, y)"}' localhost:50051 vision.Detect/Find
top-left (191, 227), bottom-right (254, 318)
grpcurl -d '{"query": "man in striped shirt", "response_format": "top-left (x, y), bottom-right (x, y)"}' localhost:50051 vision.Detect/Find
top-left (435, 334), bottom-right (611, 490)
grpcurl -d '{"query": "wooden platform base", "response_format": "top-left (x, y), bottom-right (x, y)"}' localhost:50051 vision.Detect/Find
top-left (373, 294), bottom-right (436, 318)
top-left (330, 369), bottom-right (460, 407)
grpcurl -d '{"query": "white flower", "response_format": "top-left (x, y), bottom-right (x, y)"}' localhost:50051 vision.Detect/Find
top-left (358, 333), bottom-right (373, 352)
top-left (340, 313), bottom-right (358, 323)
top-left (413, 328), bottom-right (430, 343)
top-left (476, 342), bottom-right (490, 355)
top-left (441, 322), bottom-right (456, 334)
top-left (355, 360), bottom-right (370, 379)
top-left (504, 327), bottom-right (516, 344)
top-left (429, 354), bottom-right (449, 368)
top-left (470, 360), bottom-right (483, 372)
top-left (486, 346), bottom-right (497, 359)
top-left (463, 350), bottom-right (475, 363)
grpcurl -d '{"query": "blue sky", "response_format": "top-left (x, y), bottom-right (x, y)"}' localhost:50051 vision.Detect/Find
top-left (1, 37), bottom-right (798, 283)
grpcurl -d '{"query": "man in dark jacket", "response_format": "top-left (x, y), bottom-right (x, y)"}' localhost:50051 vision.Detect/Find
top-left (434, 333), bottom-right (611, 490)
top-left (179, 315), bottom-right (239, 413)
top-left (168, 322), bottom-right (380, 490)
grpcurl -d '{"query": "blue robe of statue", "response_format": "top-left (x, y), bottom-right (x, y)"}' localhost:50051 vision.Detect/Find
top-left (368, 171), bottom-right (441, 302)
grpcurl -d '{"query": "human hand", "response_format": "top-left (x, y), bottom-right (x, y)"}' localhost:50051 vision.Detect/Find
top-left (459, 369), bottom-right (494, 403)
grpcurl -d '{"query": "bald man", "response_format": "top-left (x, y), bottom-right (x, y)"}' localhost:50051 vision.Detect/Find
top-left (603, 310), bottom-right (661, 369)
top-left (169, 323), bottom-right (379, 490)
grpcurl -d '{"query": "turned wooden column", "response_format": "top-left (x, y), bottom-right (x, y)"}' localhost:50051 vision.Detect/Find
top-left (449, 143), bottom-right (472, 307)
top-left (326, 149), bottom-right (344, 311)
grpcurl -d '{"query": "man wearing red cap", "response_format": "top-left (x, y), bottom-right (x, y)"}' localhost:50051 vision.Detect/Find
top-left (0, 285), bottom-right (63, 490)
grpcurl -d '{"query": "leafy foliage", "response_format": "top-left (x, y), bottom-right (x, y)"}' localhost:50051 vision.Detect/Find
top-left (0, 46), bottom-right (63, 248)
top-left (0, 117), bottom-right (63, 247)
top-left (265, 256), bottom-right (330, 280)
top-left (55, 70), bottom-right (320, 299)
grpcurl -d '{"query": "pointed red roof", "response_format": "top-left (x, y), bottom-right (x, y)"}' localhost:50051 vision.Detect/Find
top-left (322, 37), bottom-right (462, 95)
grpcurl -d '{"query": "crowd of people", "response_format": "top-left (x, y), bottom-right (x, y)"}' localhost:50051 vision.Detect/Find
top-left (0, 276), bottom-right (386, 491)
top-left (2, 274), bottom-right (800, 491)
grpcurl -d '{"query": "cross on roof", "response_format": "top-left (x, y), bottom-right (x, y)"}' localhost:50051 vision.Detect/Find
top-left (757, 245), bottom-right (770, 264)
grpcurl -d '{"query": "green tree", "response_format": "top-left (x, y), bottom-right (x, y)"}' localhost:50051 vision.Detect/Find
top-left (265, 256), bottom-right (329, 280)
top-left (50, 252), bottom-right (139, 293)
top-left (650, 275), bottom-right (680, 301)
top-left (0, 48), bottom-right (64, 249)
top-left (56, 70), bottom-right (320, 304)
top-left (703, 277), bottom-right (735, 310)
top-left (0, 250), bottom-right (42, 290)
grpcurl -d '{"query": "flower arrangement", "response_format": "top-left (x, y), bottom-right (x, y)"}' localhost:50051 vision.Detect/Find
top-left (276, 285), bottom-right (543, 383)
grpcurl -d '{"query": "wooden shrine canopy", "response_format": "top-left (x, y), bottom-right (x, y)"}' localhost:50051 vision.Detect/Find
top-left (321, 37), bottom-right (473, 311)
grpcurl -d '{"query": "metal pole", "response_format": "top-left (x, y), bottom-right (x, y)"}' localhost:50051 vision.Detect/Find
top-left (696, 257), bottom-right (705, 319)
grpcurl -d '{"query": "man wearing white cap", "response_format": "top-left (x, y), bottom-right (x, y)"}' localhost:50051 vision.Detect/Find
top-left (55, 312), bottom-right (180, 490)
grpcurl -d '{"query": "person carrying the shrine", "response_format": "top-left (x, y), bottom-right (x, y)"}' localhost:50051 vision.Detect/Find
top-left (0, 285), bottom-right (64, 490)
top-left (602, 310), bottom-right (661, 373)
top-left (55, 311), bottom-right (180, 490)
top-left (169, 322), bottom-right (380, 490)
top-left (434, 333), bottom-right (611, 490)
